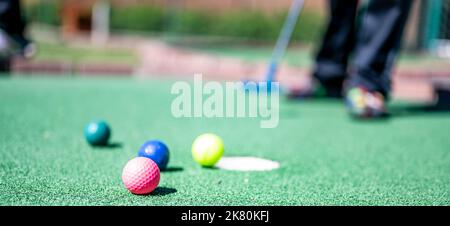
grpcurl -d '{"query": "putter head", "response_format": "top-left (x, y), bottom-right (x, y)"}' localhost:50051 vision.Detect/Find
top-left (242, 80), bottom-right (280, 93)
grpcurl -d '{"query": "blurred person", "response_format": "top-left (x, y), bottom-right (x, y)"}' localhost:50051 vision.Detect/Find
top-left (288, 0), bottom-right (412, 118)
top-left (0, 0), bottom-right (36, 72)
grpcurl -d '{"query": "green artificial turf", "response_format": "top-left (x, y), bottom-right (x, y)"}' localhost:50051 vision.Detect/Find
top-left (0, 76), bottom-right (449, 205)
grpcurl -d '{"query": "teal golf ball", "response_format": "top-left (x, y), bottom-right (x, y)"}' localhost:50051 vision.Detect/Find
top-left (84, 121), bottom-right (111, 146)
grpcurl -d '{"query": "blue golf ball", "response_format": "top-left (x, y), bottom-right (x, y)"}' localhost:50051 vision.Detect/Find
top-left (138, 140), bottom-right (170, 170)
top-left (84, 121), bottom-right (111, 146)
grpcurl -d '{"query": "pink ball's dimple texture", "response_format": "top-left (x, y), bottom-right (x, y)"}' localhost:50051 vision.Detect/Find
top-left (122, 157), bottom-right (160, 195)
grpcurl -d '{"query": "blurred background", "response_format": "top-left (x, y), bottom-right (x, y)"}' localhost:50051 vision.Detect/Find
top-left (4, 0), bottom-right (450, 101)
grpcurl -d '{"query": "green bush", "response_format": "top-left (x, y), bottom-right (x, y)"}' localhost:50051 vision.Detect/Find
top-left (168, 9), bottom-right (325, 42)
top-left (24, 2), bottom-right (325, 43)
top-left (293, 10), bottom-right (325, 42)
top-left (212, 11), bottom-right (278, 40)
top-left (110, 5), bottom-right (165, 32)
top-left (109, 5), bottom-right (324, 42)
top-left (24, 0), bottom-right (61, 26)
top-left (167, 10), bottom-right (213, 35)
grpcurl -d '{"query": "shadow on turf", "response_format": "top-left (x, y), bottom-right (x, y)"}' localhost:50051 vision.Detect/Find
top-left (93, 142), bottom-right (123, 149)
top-left (284, 97), bottom-right (450, 120)
top-left (163, 166), bottom-right (184, 173)
top-left (349, 104), bottom-right (450, 122)
top-left (150, 187), bottom-right (177, 196)
top-left (282, 98), bottom-right (342, 119)
top-left (389, 104), bottom-right (450, 117)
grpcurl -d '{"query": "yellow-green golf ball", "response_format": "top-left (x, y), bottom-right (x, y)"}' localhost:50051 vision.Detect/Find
top-left (192, 133), bottom-right (224, 167)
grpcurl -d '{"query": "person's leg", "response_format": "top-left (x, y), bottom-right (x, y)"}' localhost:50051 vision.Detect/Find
top-left (0, 57), bottom-right (10, 73)
top-left (348, 0), bottom-right (412, 98)
top-left (313, 0), bottom-right (359, 97)
top-left (0, 0), bottom-right (34, 57)
top-left (0, 25), bottom-right (13, 73)
top-left (345, 0), bottom-right (412, 118)
top-left (0, 0), bottom-right (27, 43)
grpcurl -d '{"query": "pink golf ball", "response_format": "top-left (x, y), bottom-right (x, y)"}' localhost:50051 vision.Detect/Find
top-left (122, 157), bottom-right (160, 195)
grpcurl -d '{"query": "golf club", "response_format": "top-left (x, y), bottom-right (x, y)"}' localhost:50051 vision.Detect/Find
top-left (243, 0), bottom-right (305, 93)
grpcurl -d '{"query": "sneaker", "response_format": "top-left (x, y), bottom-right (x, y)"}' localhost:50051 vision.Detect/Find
top-left (345, 86), bottom-right (387, 118)
top-left (10, 34), bottom-right (36, 59)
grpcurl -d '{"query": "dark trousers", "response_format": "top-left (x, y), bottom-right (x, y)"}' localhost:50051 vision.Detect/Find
top-left (313, 0), bottom-right (412, 97)
top-left (0, 0), bottom-right (27, 47)
top-left (0, 0), bottom-right (27, 72)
